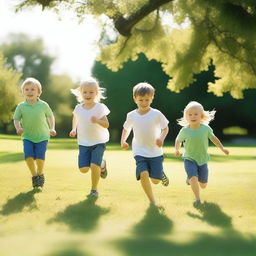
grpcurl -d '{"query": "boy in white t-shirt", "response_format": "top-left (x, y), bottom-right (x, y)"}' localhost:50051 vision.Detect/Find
top-left (121, 82), bottom-right (169, 206)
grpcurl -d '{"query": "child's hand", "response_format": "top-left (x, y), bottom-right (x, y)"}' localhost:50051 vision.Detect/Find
top-left (175, 150), bottom-right (181, 157)
top-left (91, 116), bottom-right (98, 124)
top-left (69, 129), bottom-right (76, 137)
top-left (16, 128), bottom-right (23, 135)
top-left (156, 138), bottom-right (163, 147)
top-left (121, 142), bottom-right (129, 150)
top-left (50, 129), bottom-right (57, 136)
top-left (222, 148), bottom-right (229, 155)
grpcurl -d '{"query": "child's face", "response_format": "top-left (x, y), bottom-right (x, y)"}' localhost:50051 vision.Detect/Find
top-left (22, 83), bottom-right (40, 102)
top-left (186, 107), bottom-right (203, 125)
top-left (81, 84), bottom-right (98, 104)
top-left (134, 94), bottom-right (154, 111)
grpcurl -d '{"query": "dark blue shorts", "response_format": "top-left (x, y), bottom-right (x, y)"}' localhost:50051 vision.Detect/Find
top-left (23, 139), bottom-right (48, 160)
top-left (134, 155), bottom-right (164, 180)
top-left (78, 143), bottom-right (106, 168)
top-left (184, 159), bottom-right (208, 183)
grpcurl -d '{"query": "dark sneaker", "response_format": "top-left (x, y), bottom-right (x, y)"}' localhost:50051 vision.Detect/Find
top-left (38, 174), bottom-right (45, 187)
top-left (32, 175), bottom-right (39, 188)
top-left (161, 172), bottom-right (169, 186)
top-left (193, 200), bottom-right (201, 208)
top-left (100, 159), bottom-right (108, 179)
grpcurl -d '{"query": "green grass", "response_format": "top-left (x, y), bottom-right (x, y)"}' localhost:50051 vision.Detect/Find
top-left (0, 134), bottom-right (256, 256)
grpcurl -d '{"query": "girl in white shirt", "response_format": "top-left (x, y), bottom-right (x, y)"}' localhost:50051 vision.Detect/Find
top-left (70, 78), bottom-right (110, 198)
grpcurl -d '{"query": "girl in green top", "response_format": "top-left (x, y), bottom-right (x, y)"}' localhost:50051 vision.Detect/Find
top-left (13, 78), bottom-right (56, 188)
top-left (175, 101), bottom-right (229, 207)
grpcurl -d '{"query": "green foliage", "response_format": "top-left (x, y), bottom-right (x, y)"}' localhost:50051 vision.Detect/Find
top-left (17, 0), bottom-right (256, 98)
top-left (0, 54), bottom-right (21, 124)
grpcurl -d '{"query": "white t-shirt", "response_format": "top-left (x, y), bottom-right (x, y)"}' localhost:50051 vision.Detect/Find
top-left (74, 103), bottom-right (110, 146)
top-left (123, 108), bottom-right (169, 157)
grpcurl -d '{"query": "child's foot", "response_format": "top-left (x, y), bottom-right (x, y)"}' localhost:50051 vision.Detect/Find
top-left (193, 199), bottom-right (201, 208)
top-left (32, 175), bottom-right (39, 188)
top-left (100, 159), bottom-right (108, 179)
top-left (87, 190), bottom-right (99, 198)
top-left (38, 174), bottom-right (45, 187)
top-left (161, 172), bottom-right (169, 186)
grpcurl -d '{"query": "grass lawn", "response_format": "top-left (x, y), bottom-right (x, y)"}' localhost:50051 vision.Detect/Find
top-left (0, 134), bottom-right (256, 256)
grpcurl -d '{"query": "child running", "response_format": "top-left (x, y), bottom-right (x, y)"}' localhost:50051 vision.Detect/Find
top-left (121, 82), bottom-right (169, 206)
top-left (69, 77), bottom-right (110, 198)
top-left (13, 77), bottom-right (56, 188)
top-left (175, 101), bottom-right (229, 207)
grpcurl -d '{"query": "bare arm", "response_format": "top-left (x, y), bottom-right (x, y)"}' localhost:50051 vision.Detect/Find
top-left (69, 115), bottom-right (78, 137)
top-left (91, 115), bottom-right (109, 128)
top-left (121, 128), bottom-right (131, 149)
top-left (14, 120), bottom-right (23, 135)
top-left (175, 139), bottom-right (182, 157)
top-left (47, 116), bottom-right (57, 136)
top-left (156, 126), bottom-right (169, 147)
top-left (210, 135), bottom-right (229, 155)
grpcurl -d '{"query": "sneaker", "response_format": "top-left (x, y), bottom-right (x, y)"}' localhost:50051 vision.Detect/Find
top-left (38, 174), bottom-right (45, 187)
top-left (193, 199), bottom-right (201, 208)
top-left (100, 159), bottom-right (108, 179)
top-left (87, 190), bottom-right (99, 198)
top-left (32, 175), bottom-right (39, 188)
top-left (161, 172), bottom-right (169, 186)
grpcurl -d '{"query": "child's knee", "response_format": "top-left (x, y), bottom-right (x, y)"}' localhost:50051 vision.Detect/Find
top-left (199, 182), bottom-right (207, 189)
top-left (140, 171), bottom-right (149, 180)
top-left (79, 167), bottom-right (89, 173)
top-left (151, 178), bottom-right (160, 184)
top-left (190, 176), bottom-right (198, 182)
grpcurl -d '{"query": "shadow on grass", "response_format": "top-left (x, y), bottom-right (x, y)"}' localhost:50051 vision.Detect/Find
top-left (115, 204), bottom-right (256, 256)
top-left (0, 152), bottom-right (23, 164)
top-left (49, 197), bottom-right (110, 232)
top-left (187, 201), bottom-right (233, 228)
top-left (0, 188), bottom-right (40, 215)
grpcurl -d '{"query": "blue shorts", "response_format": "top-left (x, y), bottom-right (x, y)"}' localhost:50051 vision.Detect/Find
top-left (134, 155), bottom-right (164, 180)
top-left (23, 139), bottom-right (48, 160)
top-left (78, 143), bottom-right (106, 168)
top-left (184, 159), bottom-right (208, 183)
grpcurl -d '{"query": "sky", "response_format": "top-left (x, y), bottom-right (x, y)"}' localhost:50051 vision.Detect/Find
top-left (0, 0), bottom-right (101, 81)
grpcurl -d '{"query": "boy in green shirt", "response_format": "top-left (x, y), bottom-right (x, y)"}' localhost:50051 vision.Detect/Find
top-left (175, 101), bottom-right (229, 207)
top-left (13, 78), bottom-right (56, 188)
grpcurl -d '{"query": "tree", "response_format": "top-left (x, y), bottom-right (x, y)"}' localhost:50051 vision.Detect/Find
top-left (0, 53), bottom-right (21, 131)
top-left (17, 0), bottom-right (256, 98)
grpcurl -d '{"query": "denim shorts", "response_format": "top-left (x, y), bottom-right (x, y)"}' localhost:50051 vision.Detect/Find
top-left (78, 143), bottom-right (106, 168)
top-left (184, 159), bottom-right (208, 183)
top-left (23, 139), bottom-right (48, 160)
top-left (134, 155), bottom-right (164, 180)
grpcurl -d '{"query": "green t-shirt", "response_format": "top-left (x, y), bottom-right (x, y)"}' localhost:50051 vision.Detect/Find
top-left (13, 99), bottom-right (53, 143)
top-left (176, 124), bottom-right (215, 165)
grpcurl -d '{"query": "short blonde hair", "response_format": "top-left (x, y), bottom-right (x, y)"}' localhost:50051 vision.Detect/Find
top-left (177, 101), bottom-right (216, 127)
top-left (21, 77), bottom-right (42, 95)
top-left (133, 82), bottom-right (155, 98)
top-left (71, 77), bottom-right (106, 103)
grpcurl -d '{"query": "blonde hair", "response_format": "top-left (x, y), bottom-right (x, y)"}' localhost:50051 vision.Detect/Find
top-left (177, 101), bottom-right (216, 127)
top-left (21, 77), bottom-right (42, 96)
top-left (71, 77), bottom-right (106, 103)
top-left (133, 82), bottom-right (155, 97)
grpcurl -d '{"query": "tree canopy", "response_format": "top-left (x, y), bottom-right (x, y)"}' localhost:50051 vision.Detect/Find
top-left (17, 0), bottom-right (256, 98)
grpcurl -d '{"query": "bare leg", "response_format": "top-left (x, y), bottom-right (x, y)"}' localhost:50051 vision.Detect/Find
top-left (25, 157), bottom-right (37, 176)
top-left (79, 167), bottom-right (90, 173)
top-left (199, 182), bottom-right (207, 189)
top-left (90, 163), bottom-right (101, 191)
top-left (140, 171), bottom-right (156, 205)
top-left (150, 178), bottom-right (161, 185)
top-left (36, 159), bottom-right (45, 175)
top-left (189, 176), bottom-right (200, 201)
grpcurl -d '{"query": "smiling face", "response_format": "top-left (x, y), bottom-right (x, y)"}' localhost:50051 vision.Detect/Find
top-left (185, 106), bottom-right (203, 127)
top-left (22, 83), bottom-right (41, 103)
top-left (134, 93), bottom-right (154, 113)
top-left (81, 83), bottom-right (98, 104)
